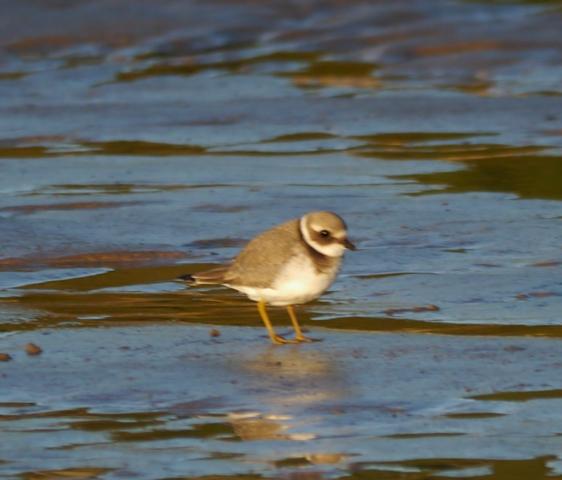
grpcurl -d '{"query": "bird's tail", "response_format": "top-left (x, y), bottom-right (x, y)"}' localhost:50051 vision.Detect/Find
top-left (177, 273), bottom-right (197, 284)
top-left (178, 266), bottom-right (229, 286)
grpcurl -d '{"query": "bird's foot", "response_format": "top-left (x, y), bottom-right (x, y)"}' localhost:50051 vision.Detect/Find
top-left (294, 335), bottom-right (315, 343)
top-left (296, 334), bottom-right (323, 343)
top-left (270, 334), bottom-right (298, 345)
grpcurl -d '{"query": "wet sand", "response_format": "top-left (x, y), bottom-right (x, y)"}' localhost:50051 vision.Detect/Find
top-left (1, 0), bottom-right (562, 478)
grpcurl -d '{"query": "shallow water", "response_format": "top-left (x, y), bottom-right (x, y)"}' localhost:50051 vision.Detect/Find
top-left (1, 0), bottom-right (562, 478)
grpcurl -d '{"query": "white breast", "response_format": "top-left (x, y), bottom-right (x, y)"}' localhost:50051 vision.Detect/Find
top-left (231, 254), bottom-right (339, 306)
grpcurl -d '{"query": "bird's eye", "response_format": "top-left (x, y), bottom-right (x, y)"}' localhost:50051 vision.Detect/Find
top-left (320, 230), bottom-right (330, 238)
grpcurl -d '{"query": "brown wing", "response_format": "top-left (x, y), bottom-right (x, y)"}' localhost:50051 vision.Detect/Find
top-left (223, 219), bottom-right (304, 288)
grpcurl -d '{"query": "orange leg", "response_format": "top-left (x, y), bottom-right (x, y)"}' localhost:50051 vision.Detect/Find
top-left (257, 300), bottom-right (293, 345)
top-left (286, 305), bottom-right (312, 343)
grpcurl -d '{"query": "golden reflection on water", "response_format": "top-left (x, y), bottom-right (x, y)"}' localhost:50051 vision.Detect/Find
top-left (2, 257), bottom-right (562, 338)
top-left (21, 467), bottom-right (113, 480)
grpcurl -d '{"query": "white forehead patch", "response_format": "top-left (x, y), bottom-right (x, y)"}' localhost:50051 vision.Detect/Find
top-left (310, 222), bottom-right (324, 231)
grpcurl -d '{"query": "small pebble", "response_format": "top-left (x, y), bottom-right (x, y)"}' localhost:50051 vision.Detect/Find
top-left (210, 328), bottom-right (221, 338)
top-left (0, 353), bottom-right (12, 362)
top-left (25, 343), bottom-right (42, 356)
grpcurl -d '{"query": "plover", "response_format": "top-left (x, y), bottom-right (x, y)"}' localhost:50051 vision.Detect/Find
top-left (180, 211), bottom-right (355, 344)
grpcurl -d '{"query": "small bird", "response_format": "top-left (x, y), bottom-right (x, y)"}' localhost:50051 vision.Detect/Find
top-left (180, 211), bottom-right (355, 344)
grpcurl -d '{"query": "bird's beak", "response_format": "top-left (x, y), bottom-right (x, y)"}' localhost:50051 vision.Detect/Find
top-left (343, 238), bottom-right (357, 251)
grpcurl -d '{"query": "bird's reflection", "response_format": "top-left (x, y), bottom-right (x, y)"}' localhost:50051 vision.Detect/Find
top-left (228, 411), bottom-right (314, 441)
top-left (237, 344), bottom-right (345, 403)
top-left (224, 344), bottom-right (349, 465)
